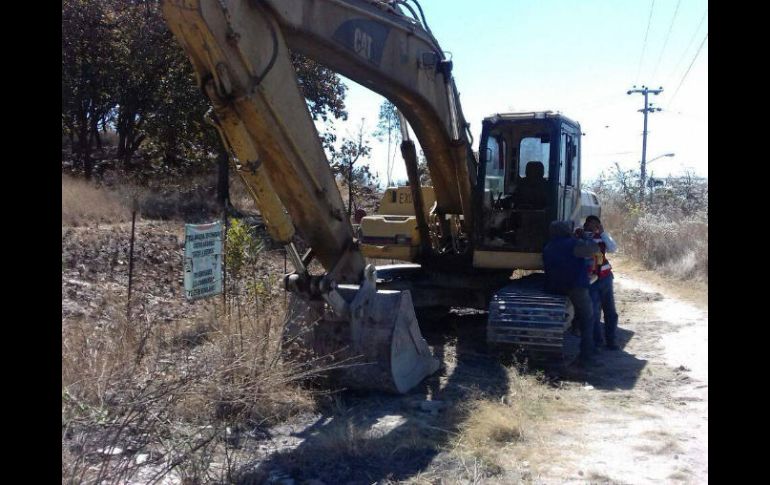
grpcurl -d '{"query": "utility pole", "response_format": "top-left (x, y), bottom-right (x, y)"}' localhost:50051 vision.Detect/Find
top-left (627, 85), bottom-right (663, 204)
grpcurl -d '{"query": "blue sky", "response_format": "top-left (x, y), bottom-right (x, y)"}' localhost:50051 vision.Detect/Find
top-left (322, 0), bottom-right (707, 186)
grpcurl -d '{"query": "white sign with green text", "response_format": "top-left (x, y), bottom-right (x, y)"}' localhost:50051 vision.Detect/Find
top-left (184, 222), bottom-right (223, 300)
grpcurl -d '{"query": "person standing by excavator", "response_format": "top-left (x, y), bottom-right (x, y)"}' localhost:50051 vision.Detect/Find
top-left (579, 215), bottom-right (620, 350)
top-left (543, 221), bottom-right (601, 367)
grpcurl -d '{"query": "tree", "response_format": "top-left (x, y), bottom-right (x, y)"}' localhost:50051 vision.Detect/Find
top-left (293, 53), bottom-right (349, 157)
top-left (373, 101), bottom-right (402, 186)
top-left (62, 1), bottom-right (350, 178)
top-left (587, 163), bottom-right (708, 219)
top-left (140, 40), bottom-right (218, 172)
top-left (417, 150), bottom-right (432, 186)
top-left (106, 0), bottom-right (220, 170)
top-left (62, 0), bottom-right (118, 179)
top-left (331, 119), bottom-right (373, 218)
top-left (292, 53), bottom-right (348, 122)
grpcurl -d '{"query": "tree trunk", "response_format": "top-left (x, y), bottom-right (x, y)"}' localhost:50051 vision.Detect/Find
top-left (117, 130), bottom-right (127, 160)
top-left (83, 150), bottom-right (94, 180)
top-left (118, 108), bottom-right (146, 169)
top-left (126, 134), bottom-right (146, 166)
top-left (78, 110), bottom-right (94, 180)
top-left (118, 108), bottom-right (135, 168)
top-left (91, 117), bottom-right (102, 151)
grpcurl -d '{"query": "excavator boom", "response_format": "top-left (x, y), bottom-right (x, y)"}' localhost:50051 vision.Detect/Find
top-left (163, 0), bottom-right (475, 280)
top-left (161, 0), bottom-right (479, 392)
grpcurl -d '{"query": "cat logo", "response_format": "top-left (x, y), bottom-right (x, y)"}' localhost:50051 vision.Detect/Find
top-left (354, 28), bottom-right (373, 60)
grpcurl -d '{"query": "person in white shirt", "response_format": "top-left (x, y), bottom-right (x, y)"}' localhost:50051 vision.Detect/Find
top-left (581, 215), bottom-right (620, 350)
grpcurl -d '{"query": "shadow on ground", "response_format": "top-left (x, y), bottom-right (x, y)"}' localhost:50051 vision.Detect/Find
top-left (238, 311), bottom-right (510, 484)
top-left (237, 299), bottom-right (650, 483)
top-left (557, 322), bottom-right (648, 391)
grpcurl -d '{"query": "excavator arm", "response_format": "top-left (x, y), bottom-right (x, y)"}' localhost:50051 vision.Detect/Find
top-left (162, 0), bottom-right (475, 285)
top-left (161, 0), bottom-right (481, 392)
top-left (163, 0), bottom-right (363, 284)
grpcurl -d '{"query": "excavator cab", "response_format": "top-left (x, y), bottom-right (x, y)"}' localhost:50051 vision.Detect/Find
top-left (473, 112), bottom-right (582, 270)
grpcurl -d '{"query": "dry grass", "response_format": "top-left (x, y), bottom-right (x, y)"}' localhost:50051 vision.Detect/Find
top-left (622, 212), bottom-right (708, 282)
top-left (611, 255), bottom-right (707, 307)
top-left (459, 400), bottom-right (524, 450)
top-left (61, 286), bottom-right (582, 483)
top-left (61, 192), bottom-right (317, 483)
top-left (634, 439), bottom-right (683, 456)
top-left (590, 173), bottom-right (708, 284)
top-left (248, 366), bottom-right (582, 484)
top-left (137, 176), bottom-right (221, 222)
top-left (446, 367), bottom-right (582, 479)
top-left (60, 175), bottom-right (589, 482)
top-left (61, 288), bottom-right (319, 484)
top-left (228, 172), bottom-right (260, 213)
top-left (587, 471), bottom-right (627, 484)
top-left (598, 201), bottom-right (708, 284)
top-left (63, 171), bottom-right (235, 227)
top-left (62, 174), bottom-right (132, 226)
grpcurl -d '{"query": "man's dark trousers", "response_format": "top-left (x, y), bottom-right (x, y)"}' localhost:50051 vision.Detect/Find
top-left (567, 287), bottom-right (594, 359)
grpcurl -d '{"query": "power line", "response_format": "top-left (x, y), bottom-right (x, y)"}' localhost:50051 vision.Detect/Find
top-left (571, 92), bottom-right (629, 112)
top-left (635, 0), bottom-right (656, 84)
top-left (594, 150), bottom-right (637, 156)
top-left (651, 0), bottom-right (681, 81)
top-left (665, 8), bottom-right (707, 88)
top-left (669, 32), bottom-right (708, 105)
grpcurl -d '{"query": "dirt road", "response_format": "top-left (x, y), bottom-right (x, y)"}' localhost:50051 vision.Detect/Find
top-left (530, 261), bottom-right (708, 484)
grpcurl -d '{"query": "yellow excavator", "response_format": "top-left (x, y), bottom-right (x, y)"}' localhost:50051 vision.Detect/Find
top-left (162, 0), bottom-right (600, 394)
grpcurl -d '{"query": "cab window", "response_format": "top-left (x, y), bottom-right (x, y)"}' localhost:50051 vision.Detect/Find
top-left (484, 136), bottom-right (506, 198)
top-left (518, 137), bottom-right (550, 179)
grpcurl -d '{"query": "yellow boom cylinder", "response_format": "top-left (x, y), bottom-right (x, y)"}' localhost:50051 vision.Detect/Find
top-left (209, 107), bottom-right (295, 243)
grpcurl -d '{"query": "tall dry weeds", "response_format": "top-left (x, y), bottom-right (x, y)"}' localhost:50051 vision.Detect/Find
top-left (62, 287), bottom-right (320, 484)
top-left (588, 170), bottom-right (708, 283)
top-left (623, 212), bottom-right (708, 281)
top-left (62, 174), bottom-right (132, 226)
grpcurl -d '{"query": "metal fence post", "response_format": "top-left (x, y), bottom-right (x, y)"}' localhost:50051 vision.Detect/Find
top-left (127, 197), bottom-right (138, 318)
top-left (222, 199), bottom-right (229, 309)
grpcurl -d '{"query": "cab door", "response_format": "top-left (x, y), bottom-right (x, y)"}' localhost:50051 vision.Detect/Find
top-left (557, 131), bottom-right (567, 219)
top-left (559, 127), bottom-right (579, 221)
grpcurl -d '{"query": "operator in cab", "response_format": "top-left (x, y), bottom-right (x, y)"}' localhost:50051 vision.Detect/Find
top-left (513, 161), bottom-right (548, 209)
top-left (543, 221), bottom-right (601, 368)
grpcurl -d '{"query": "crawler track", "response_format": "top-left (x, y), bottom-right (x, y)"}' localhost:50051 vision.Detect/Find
top-left (486, 276), bottom-right (574, 362)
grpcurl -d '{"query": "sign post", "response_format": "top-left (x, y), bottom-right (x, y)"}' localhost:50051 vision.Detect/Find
top-left (184, 222), bottom-right (223, 301)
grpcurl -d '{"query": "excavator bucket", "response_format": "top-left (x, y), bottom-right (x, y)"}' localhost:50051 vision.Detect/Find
top-left (283, 288), bottom-right (440, 394)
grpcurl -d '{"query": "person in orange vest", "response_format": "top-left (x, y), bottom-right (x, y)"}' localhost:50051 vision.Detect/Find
top-left (579, 215), bottom-right (620, 350)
